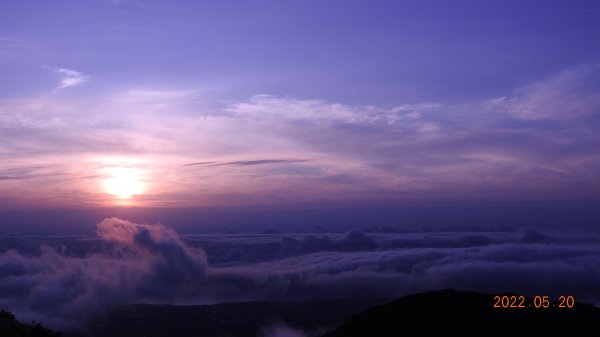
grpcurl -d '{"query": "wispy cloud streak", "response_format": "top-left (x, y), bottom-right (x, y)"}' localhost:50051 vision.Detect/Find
top-left (46, 67), bottom-right (89, 89)
top-left (182, 159), bottom-right (308, 167)
top-left (1, 64), bottom-right (599, 207)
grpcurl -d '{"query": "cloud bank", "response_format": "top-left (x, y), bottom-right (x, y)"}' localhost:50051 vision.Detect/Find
top-left (0, 218), bottom-right (599, 330)
top-left (0, 218), bottom-right (207, 329)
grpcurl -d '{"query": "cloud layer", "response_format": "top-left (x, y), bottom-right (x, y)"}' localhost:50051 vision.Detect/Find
top-left (1, 218), bottom-right (599, 330)
top-left (2, 62), bottom-right (600, 207)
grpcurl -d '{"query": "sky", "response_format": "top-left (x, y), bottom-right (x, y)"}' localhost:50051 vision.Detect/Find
top-left (1, 1), bottom-right (600, 232)
top-left (1, 2), bottom-right (600, 331)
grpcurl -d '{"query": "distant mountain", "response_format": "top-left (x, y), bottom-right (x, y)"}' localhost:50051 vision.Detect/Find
top-left (322, 289), bottom-right (600, 336)
top-left (0, 310), bottom-right (61, 337)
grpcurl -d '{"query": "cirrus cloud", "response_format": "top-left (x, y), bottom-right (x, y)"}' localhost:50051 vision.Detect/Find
top-left (504, 63), bottom-right (600, 121)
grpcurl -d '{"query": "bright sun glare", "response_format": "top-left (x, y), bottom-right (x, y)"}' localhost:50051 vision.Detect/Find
top-left (102, 167), bottom-right (146, 200)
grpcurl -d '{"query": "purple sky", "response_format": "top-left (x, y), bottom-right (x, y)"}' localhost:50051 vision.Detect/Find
top-left (1, 4), bottom-right (600, 329)
top-left (1, 1), bottom-right (600, 230)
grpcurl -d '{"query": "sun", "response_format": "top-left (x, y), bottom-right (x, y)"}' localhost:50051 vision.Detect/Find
top-left (102, 167), bottom-right (146, 200)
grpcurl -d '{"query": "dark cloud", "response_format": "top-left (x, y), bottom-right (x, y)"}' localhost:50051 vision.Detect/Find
top-left (383, 234), bottom-right (496, 249)
top-left (0, 173), bottom-right (69, 181)
top-left (437, 224), bottom-right (516, 232)
top-left (183, 159), bottom-right (308, 167)
top-left (0, 166), bottom-right (48, 174)
top-left (181, 161), bottom-right (217, 167)
top-left (279, 231), bottom-right (376, 257)
top-left (515, 227), bottom-right (555, 243)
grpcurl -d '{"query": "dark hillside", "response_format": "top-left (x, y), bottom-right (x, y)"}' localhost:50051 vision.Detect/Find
top-left (322, 289), bottom-right (600, 336)
top-left (0, 310), bottom-right (61, 337)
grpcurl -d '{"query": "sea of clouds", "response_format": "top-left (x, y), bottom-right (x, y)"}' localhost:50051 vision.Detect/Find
top-left (0, 218), bottom-right (599, 330)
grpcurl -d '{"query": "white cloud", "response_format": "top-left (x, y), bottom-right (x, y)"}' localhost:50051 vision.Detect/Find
top-left (1, 86), bottom-right (599, 207)
top-left (46, 67), bottom-right (89, 89)
top-left (506, 64), bottom-right (600, 121)
top-left (227, 94), bottom-right (443, 130)
top-left (0, 36), bottom-right (28, 49)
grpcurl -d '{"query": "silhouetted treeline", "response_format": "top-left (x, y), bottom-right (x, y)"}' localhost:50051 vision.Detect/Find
top-left (0, 310), bottom-right (61, 337)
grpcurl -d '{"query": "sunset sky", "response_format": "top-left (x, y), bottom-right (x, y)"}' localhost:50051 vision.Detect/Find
top-left (3, 2), bottom-right (600, 333)
top-left (1, 1), bottom-right (600, 232)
